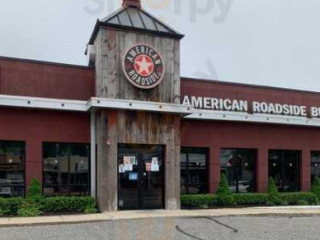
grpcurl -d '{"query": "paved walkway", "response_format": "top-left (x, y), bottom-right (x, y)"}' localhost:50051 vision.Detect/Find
top-left (2, 206), bottom-right (320, 227)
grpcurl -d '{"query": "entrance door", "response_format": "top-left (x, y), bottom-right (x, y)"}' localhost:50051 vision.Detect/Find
top-left (269, 150), bottom-right (301, 192)
top-left (118, 144), bottom-right (164, 210)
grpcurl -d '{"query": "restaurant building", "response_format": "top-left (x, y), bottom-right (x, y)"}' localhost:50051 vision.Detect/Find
top-left (1, 0), bottom-right (320, 211)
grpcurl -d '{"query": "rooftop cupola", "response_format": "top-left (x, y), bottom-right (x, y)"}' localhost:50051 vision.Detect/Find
top-left (122, 0), bottom-right (141, 8)
top-left (87, 0), bottom-right (183, 49)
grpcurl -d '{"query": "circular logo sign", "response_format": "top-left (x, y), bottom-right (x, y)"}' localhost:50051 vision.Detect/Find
top-left (123, 44), bottom-right (165, 89)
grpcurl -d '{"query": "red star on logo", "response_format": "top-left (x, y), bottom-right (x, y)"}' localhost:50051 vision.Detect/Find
top-left (134, 54), bottom-right (154, 77)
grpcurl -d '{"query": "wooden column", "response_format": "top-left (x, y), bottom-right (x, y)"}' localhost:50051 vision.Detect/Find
top-left (165, 116), bottom-right (181, 209)
top-left (90, 110), bottom-right (97, 198)
top-left (96, 110), bottom-right (119, 212)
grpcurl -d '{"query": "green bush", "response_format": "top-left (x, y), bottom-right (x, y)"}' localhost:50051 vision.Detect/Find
top-left (26, 178), bottom-right (44, 204)
top-left (0, 195), bottom-right (98, 217)
top-left (311, 177), bottom-right (320, 198)
top-left (181, 194), bottom-right (216, 208)
top-left (216, 174), bottom-right (231, 195)
top-left (18, 203), bottom-right (42, 217)
top-left (217, 195), bottom-right (235, 206)
top-left (43, 196), bottom-right (97, 213)
top-left (281, 192), bottom-right (319, 205)
top-left (296, 199), bottom-right (308, 206)
top-left (84, 207), bottom-right (98, 214)
top-left (181, 191), bottom-right (319, 208)
top-left (267, 177), bottom-right (282, 205)
top-left (216, 174), bottom-right (234, 206)
top-left (0, 198), bottom-right (24, 216)
top-left (233, 193), bottom-right (268, 206)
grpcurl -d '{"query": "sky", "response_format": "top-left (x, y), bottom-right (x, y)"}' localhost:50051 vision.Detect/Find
top-left (0, 0), bottom-right (319, 91)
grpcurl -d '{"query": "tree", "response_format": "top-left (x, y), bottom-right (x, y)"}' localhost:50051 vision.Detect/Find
top-left (311, 177), bottom-right (320, 198)
top-left (216, 174), bottom-right (234, 206)
top-left (26, 178), bottom-right (43, 203)
top-left (267, 177), bottom-right (281, 205)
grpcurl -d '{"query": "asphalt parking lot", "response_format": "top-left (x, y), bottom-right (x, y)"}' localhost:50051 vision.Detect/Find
top-left (0, 215), bottom-right (319, 240)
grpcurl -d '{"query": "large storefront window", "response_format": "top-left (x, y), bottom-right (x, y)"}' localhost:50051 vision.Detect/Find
top-left (311, 151), bottom-right (320, 183)
top-left (181, 148), bottom-right (208, 194)
top-left (0, 141), bottom-right (25, 197)
top-left (220, 149), bottom-right (256, 193)
top-left (269, 150), bottom-right (301, 192)
top-left (43, 143), bottom-right (90, 196)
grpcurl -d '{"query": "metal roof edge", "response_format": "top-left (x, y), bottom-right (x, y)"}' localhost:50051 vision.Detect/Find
top-left (181, 77), bottom-right (320, 96)
top-left (0, 56), bottom-right (94, 70)
top-left (87, 21), bottom-right (184, 46)
top-left (139, 7), bottom-right (183, 36)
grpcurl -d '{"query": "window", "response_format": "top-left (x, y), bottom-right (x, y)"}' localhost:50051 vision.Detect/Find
top-left (43, 143), bottom-right (90, 196)
top-left (269, 150), bottom-right (301, 192)
top-left (181, 148), bottom-right (208, 194)
top-left (311, 151), bottom-right (320, 183)
top-left (220, 149), bottom-right (256, 193)
top-left (0, 141), bottom-right (25, 197)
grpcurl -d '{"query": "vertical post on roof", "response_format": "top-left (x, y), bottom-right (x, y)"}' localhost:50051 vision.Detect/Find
top-left (122, 0), bottom-right (141, 8)
top-left (90, 110), bottom-right (97, 198)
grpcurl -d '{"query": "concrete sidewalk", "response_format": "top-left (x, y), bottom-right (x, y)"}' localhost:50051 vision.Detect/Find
top-left (2, 207), bottom-right (320, 227)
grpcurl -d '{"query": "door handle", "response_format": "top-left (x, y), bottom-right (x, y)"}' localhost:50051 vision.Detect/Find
top-left (140, 175), bottom-right (148, 189)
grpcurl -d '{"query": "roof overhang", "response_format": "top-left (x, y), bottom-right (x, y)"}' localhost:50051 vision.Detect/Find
top-left (0, 94), bottom-right (192, 115)
top-left (0, 94), bottom-right (87, 112)
top-left (2, 94), bottom-right (320, 127)
top-left (88, 97), bottom-right (192, 115)
top-left (185, 109), bottom-right (320, 127)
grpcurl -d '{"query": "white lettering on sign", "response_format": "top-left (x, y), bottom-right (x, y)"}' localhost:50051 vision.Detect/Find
top-left (182, 95), bottom-right (320, 119)
top-left (182, 96), bottom-right (248, 112)
top-left (252, 101), bottom-right (307, 117)
top-left (311, 107), bottom-right (320, 117)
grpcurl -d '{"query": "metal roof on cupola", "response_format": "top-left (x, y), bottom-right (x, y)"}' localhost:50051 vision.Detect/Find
top-left (87, 0), bottom-right (184, 46)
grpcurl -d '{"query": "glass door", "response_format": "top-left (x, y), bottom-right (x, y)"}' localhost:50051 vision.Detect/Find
top-left (268, 150), bottom-right (301, 192)
top-left (118, 144), bottom-right (164, 210)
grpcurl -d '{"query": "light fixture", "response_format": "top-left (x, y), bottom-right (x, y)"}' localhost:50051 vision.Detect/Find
top-left (54, 159), bottom-right (58, 164)
top-left (244, 162), bottom-right (248, 167)
top-left (8, 159), bottom-right (13, 163)
top-left (273, 163), bottom-right (276, 167)
top-left (289, 163), bottom-right (293, 167)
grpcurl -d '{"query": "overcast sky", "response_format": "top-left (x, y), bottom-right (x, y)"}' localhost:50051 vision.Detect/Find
top-left (0, 0), bottom-right (319, 91)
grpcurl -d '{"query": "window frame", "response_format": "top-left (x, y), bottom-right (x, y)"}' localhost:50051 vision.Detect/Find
top-left (181, 147), bottom-right (209, 195)
top-left (310, 151), bottom-right (320, 183)
top-left (220, 148), bottom-right (257, 193)
top-left (0, 140), bottom-right (26, 198)
top-left (42, 142), bottom-right (91, 196)
top-left (268, 149), bottom-right (301, 192)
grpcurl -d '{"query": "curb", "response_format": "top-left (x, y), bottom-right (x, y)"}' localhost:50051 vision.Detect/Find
top-left (0, 219), bottom-right (110, 228)
top-left (0, 214), bottom-right (112, 228)
top-left (2, 209), bottom-right (320, 228)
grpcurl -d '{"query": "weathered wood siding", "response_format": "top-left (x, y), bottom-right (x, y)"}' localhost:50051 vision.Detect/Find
top-left (95, 27), bottom-right (181, 212)
top-left (95, 28), bottom-right (180, 103)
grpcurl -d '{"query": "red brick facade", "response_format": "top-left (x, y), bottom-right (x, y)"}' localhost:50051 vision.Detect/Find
top-left (1, 57), bottom-right (320, 192)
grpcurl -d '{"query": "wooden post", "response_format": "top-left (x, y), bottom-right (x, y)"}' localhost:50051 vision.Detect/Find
top-left (90, 110), bottom-right (96, 198)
